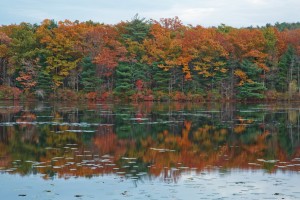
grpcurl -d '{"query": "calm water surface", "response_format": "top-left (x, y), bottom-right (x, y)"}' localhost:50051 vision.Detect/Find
top-left (0, 101), bottom-right (299, 199)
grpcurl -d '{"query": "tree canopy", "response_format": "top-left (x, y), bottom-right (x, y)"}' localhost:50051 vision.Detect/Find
top-left (1, 18), bottom-right (300, 101)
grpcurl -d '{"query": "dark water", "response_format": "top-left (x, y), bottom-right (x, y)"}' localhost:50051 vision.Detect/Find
top-left (0, 101), bottom-right (299, 199)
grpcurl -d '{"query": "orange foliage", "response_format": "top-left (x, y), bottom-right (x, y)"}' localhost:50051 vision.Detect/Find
top-left (0, 86), bottom-right (22, 99)
top-left (181, 27), bottom-right (228, 78)
top-left (282, 29), bottom-right (300, 55)
top-left (85, 92), bottom-right (97, 100)
top-left (86, 26), bottom-right (127, 77)
top-left (234, 125), bottom-right (246, 134)
top-left (142, 19), bottom-right (183, 72)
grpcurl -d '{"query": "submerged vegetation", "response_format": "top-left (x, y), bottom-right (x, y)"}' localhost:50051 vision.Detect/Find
top-left (1, 16), bottom-right (300, 101)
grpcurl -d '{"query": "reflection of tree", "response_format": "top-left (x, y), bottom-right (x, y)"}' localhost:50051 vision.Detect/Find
top-left (93, 125), bottom-right (135, 157)
top-left (0, 101), bottom-right (299, 180)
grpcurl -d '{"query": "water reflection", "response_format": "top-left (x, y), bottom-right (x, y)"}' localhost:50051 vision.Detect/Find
top-left (0, 101), bottom-right (300, 182)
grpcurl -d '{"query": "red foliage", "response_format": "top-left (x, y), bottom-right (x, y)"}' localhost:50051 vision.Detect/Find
top-left (143, 95), bottom-right (154, 101)
top-left (88, 25), bottom-right (127, 78)
top-left (0, 86), bottom-right (22, 99)
top-left (282, 29), bottom-right (300, 55)
top-left (85, 92), bottom-right (97, 100)
top-left (97, 91), bottom-right (113, 101)
top-left (171, 92), bottom-right (186, 101)
top-left (135, 79), bottom-right (143, 91)
top-left (53, 89), bottom-right (78, 101)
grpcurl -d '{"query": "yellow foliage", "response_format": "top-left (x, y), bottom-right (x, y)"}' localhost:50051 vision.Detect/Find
top-left (220, 68), bottom-right (228, 73)
top-left (234, 125), bottom-right (246, 134)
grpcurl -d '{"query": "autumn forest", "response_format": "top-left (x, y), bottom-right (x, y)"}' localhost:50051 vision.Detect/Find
top-left (1, 16), bottom-right (300, 101)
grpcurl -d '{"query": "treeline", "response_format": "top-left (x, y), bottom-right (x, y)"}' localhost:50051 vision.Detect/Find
top-left (0, 16), bottom-right (300, 101)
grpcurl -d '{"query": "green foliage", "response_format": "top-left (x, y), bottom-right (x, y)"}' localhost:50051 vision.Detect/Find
top-left (9, 23), bottom-right (40, 89)
top-left (274, 22), bottom-right (300, 31)
top-left (259, 22), bottom-right (300, 31)
top-left (217, 24), bottom-right (234, 34)
top-left (275, 46), bottom-right (296, 92)
top-left (35, 71), bottom-right (53, 98)
top-left (1, 19), bottom-right (300, 101)
top-left (234, 60), bottom-right (267, 100)
top-left (114, 62), bottom-right (151, 99)
top-left (237, 82), bottom-right (266, 100)
top-left (121, 14), bottom-right (150, 43)
top-left (262, 27), bottom-right (278, 54)
top-left (80, 56), bottom-right (102, 92)
top-left (9, 23), bottom-right (38, 63)
top-left (241, 60), bottom-right (263, 81)
top-left (114, 63), bottom-right (134, 98)
top-left (151, 63), bottom-right (171, 93)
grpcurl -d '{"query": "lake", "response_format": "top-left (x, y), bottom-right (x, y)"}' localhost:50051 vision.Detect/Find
top-left (0, 101), bottom-right (299, 199)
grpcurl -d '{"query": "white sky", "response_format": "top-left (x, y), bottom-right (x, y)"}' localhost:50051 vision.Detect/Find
top-left (0, 0), bottom-right (299, 27)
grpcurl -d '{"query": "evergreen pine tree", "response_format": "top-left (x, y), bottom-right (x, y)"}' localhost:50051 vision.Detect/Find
top-left (80, 56), bottom-right (102, 92)
top-left (114, 63), bottom-right (134, 98)
top-left (121, 14), bottom-right (150, 44)
top-left (237, 60), bottom-right (266, 100)
top-left (35, 71), bottom-right (53, 99)
top-left (237, 82), bottom-right (266, 100)
top-left (275, 46), bottom-right (296, 92)
top-left (151, 64), bottom-right (171, 93)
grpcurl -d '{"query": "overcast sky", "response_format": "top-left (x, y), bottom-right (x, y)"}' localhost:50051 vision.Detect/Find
top-left (1, 0), bottom-right (299, 27)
